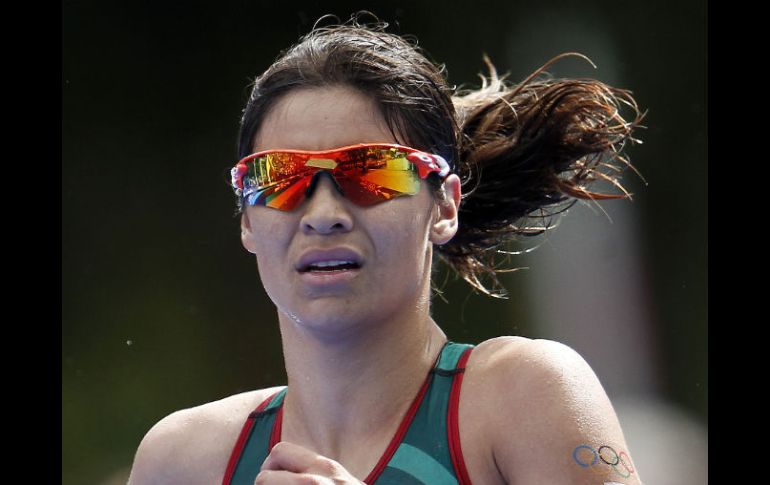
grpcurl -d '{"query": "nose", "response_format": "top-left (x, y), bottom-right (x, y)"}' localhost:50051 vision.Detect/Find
top-left (299, 172), bottom-right (354, 235)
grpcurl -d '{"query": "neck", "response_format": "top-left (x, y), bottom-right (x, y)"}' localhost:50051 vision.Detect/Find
top-left (275, 303), bottom-right (448, 465)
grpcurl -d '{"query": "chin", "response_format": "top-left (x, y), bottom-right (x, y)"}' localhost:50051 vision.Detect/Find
top-left (282, 301), bottom-right (381, 338)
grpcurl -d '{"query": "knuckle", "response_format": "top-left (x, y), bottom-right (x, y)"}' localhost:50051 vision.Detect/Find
top-left (254, 469), bottom-right (271, 484)
top-left (271, 441), bottom-right (290, 454)
top-left (303, 475), bottom-right (333, 485)
top-left (317, 458), bottom-right (339, 476)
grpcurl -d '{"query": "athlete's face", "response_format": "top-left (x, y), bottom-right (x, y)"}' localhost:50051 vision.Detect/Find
top-left (240, 85), bottom-right (460, 337)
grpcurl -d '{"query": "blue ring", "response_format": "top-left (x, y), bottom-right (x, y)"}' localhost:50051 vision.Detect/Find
top-left (572, 444), bottom-right (598, 468)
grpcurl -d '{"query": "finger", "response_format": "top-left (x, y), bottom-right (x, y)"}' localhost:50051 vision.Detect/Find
top-left (254, 469), bottom-right (292, 484)
top-left (254, 469), bottom-right (333, 485)
top-left (261, 441), bottom-right (324, 473)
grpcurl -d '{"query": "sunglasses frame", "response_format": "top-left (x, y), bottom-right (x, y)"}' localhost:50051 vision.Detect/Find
top-left (231, 143), bottom-right (451, 211)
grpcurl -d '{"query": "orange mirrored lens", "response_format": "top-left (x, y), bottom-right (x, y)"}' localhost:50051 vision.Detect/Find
top-left (243, 147), bottom-right (422, 211)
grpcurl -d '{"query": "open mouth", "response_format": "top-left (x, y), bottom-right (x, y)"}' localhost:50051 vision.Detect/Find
top-left (299, 260), bottom-right (361, 273)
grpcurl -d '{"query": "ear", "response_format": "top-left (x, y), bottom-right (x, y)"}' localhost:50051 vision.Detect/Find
top-left (429, 174), bottom-right (461, 245)
top-left (240, 212), bottom-right (258, 255)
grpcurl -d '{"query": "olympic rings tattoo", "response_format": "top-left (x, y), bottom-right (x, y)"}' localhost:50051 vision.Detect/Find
top-left (572, 443), bottom-right (635, 478)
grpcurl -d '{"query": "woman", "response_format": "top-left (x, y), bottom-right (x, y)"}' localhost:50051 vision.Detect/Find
top-left (129, 12), bottom-right (645, 485)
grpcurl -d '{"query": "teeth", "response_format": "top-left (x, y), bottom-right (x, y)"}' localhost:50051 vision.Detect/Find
top-left (309, 260), bottom-right (355, 268)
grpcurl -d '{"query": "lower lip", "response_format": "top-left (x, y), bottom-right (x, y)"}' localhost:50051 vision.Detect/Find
top-left (298, 268), bottom-right (361, 287)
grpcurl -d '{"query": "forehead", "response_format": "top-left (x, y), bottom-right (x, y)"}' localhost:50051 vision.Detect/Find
top-left (253, 86), bottom-right (399, 153)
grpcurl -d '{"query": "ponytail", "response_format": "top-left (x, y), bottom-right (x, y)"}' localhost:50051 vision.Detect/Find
top-left (436, 52), bottom-right (646, 298)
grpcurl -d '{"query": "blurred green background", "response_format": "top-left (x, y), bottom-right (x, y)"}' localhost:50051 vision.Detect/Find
top-left (62, 1), bottom-right (706, 483)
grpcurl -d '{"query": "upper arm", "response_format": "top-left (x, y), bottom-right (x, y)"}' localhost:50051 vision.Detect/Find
top-left (488, 338), bottom-right (643, 485)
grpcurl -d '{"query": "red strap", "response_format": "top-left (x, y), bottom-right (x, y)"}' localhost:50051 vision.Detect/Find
top-left (269, 402), bottom-right (284, 449)
top-left (221, 390), bottom-right (282, 485)
top-left (448, 347), bottom-right (474, 485)
top-left (363, 372), bottom-right (433, 484)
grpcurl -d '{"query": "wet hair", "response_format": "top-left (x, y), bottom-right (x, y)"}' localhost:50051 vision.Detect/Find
top-left (235, 11), bottom-right (646, 298)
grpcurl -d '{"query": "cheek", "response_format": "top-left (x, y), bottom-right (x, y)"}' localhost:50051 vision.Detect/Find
top-left (251, 222), bottom-right (294, 307)
top-left (248, 211), bottom-right (295, 264)
top-left (256, 207), bottom-right (293, 235)
top-left (374, 204), bottom-right (432, 266)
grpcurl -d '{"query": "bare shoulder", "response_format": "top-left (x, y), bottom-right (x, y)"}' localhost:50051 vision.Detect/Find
top-left (467, 337), bottom-right (643, 484)
top-left (127, 386), bottom-right (286, 485)
top-left (471, 335), bottom-right (602, 390)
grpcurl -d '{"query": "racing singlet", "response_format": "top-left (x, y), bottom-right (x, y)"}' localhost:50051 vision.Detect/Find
top-left (221, 341), bottom-right (475, 484)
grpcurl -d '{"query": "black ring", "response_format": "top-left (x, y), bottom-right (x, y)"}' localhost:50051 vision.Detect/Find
top-left (598, 445), bottom-right (620, 466)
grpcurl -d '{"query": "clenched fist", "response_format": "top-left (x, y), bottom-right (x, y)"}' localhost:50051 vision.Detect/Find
top-left (255, 441), bottom-right (366, 485)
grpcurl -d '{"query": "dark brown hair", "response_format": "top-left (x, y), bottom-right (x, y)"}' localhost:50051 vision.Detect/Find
top-left (235, 11), bottom-right (646, 298)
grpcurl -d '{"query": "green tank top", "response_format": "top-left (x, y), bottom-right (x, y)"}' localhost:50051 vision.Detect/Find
top-left (221, 341), bottom-right (475, 485)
